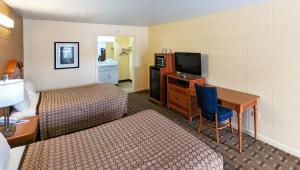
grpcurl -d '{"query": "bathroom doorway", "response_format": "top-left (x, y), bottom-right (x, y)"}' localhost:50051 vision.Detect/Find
top-left (97, 36), bottom-right (134, 93)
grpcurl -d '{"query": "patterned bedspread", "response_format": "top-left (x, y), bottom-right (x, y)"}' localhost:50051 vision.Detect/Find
top-left (38, 83), bottom-right (127, 140)
top-left (20, 110), bottom-right (223, 170)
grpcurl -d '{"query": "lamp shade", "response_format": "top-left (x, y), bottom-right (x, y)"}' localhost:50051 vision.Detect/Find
top-left (0, 79), bottom-right (24, 107)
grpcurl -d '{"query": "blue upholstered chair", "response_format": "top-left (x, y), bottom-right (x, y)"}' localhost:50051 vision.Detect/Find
top-left (195, 84), bottom-right (234, 143)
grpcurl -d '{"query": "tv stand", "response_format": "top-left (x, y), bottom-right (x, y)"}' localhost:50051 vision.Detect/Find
top-left (167, 74), bottom-right (205, 122)
top-left (176, 72), bottom-right (203, 79)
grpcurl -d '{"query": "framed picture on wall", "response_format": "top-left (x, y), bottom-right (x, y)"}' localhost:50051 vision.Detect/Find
top-left (54, 42), bottom-right (79, 69)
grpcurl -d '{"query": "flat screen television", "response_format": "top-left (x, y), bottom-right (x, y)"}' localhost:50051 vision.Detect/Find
top-left (175, 52), bottom-right (202, 76)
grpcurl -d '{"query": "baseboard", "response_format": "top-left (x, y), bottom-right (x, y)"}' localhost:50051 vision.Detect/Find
top-left (133, 87), bottom-right (149, 92)
top-left (118, 79), bottom-right (132, 83)
top-left (232, 124), bottom-right (300, 158)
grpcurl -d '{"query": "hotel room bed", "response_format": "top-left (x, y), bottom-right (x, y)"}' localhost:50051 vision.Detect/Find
top-left (9, 110), bottom-right (223, 170)
top-left (38, 83), bottom-right (128, 140)
top-left (6, 60), bottom-right (128, 140)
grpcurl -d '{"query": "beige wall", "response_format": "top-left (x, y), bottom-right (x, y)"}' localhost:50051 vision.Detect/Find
top-left (105, 42), bottom-right (114, 59)
top-left (0, 0), bottom-right (23, 75)
top-left (148, 1), bottom-right (300, 157)
top-left (114, 36), bottom-right (131, 80)
top-left (24, 19), bottom-right (148, 91)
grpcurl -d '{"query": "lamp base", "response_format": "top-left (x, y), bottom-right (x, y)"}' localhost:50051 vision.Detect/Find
top-left (1, 125), bottom-right (16, 137)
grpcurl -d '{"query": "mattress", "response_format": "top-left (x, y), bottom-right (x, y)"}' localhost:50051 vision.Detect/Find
top-left (38, 83), bottom-right (128, 140)
top-left (19, 109), bottom-right (223, 170)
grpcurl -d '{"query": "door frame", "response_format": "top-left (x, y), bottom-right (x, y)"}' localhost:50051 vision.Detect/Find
top-left (95, 35), bottom-right (135, 91)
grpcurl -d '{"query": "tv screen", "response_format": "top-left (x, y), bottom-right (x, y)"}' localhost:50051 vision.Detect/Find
top-left (175, 52), bottom-right (202, 75)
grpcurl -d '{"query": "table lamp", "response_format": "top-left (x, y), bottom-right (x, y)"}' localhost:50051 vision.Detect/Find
top-left (0, 76), bottom-right (24, 137)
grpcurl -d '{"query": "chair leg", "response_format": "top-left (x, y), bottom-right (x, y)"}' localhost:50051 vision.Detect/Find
top-left (215, 113), bottom-right (220, 144)
top-left (230, 118), bottom-right (234, 136)
top-left (198, 115), bottom-right (203, 133)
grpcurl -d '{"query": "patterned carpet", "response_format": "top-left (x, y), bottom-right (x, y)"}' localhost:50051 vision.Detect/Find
top-left (127, 91), bottom-right (300, 170)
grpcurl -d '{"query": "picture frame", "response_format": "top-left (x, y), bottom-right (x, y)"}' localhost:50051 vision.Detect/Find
top-left (54, 42), bottom-right (79, 69)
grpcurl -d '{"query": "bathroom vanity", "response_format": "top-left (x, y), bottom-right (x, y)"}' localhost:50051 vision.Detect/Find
top-left (98, 59), bottom-right (118, 84)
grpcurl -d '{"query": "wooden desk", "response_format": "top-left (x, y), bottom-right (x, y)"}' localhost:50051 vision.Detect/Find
top-left (190, 86), bottom-right (259, 153)
top-left (1, 116), bottom-right (38, 147)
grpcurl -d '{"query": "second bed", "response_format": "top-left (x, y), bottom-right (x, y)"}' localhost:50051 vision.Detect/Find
top-left (11, 110), bottom-right (223, 170)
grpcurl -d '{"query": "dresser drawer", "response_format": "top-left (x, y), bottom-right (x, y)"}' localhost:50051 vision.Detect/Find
top-left (168, 90), bottom-right (189, 109)
top-left (168, 84), bottom-right (189, 95)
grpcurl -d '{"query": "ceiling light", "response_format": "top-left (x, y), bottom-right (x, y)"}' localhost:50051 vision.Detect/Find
top-left (0, 12), bottom-right (14, 29)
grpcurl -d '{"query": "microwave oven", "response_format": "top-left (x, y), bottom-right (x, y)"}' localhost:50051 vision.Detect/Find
top-left (156, 57), bottom-right (166, 67)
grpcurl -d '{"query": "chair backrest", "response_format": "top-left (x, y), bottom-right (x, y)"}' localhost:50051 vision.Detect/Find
top-left (195, 84), bottom-right (218, 113)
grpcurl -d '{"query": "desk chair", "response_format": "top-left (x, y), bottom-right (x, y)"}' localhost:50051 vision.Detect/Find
top-left (195, 84), bottom-right (234, 143)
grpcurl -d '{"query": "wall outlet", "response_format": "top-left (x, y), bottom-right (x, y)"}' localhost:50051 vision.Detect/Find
top-left (250, 111), bottom-right (260, 119)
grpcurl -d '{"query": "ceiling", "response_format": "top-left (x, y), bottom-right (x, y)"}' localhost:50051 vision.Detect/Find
top-left (4, 0), bottom-right (269, 26)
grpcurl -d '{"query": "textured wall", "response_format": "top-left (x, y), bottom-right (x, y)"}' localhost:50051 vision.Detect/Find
top-left (0, 0), bottom-right (23, 75)
top-left (148, 1), bottom-right (300, 157)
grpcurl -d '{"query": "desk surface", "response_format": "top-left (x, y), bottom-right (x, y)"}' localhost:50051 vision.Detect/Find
top-left (191, 85), bottom-right (259, 106)
top-left (216, 87), bottom-right (259, 105)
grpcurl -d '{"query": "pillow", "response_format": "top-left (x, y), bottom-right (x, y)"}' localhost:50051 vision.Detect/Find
top-left (0, 133), bottom-right (10, 170)
top-left (13, 89), bottom-right (31, 112)
top-left (11, 93), bottom-right (40, 120)
top-left (24, 77), bottom-right (37, 101)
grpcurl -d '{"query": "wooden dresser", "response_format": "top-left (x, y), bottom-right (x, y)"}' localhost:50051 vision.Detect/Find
top-left (167, 73), bottom-right (205, 122)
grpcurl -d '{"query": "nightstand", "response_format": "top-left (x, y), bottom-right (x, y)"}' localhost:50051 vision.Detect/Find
top-left (0, 116), bottom-right (38, 148)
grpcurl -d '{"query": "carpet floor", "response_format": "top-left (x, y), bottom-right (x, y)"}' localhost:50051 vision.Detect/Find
top-left (127, 91), bottom-right (300, 170)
